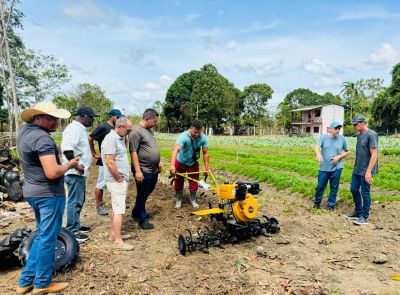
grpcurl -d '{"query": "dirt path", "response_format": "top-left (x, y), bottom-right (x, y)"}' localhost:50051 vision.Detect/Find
top-left (1, 166), bottom-right (400, 294)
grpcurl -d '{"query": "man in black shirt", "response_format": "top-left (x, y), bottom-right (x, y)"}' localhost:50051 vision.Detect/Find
top-left (89, 109), bottom-right (123, 215)
top-left (16, 102), bottom-right (80, 294)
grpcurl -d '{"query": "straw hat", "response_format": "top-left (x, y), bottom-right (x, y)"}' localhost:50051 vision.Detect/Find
top-left (21, 101), bottom-right (71, 123)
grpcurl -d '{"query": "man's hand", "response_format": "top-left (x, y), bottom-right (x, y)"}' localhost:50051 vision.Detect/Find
top-left (169, 166), bottom-right (176, 175)
top-left (76, 164), bottom-right (85, 175)
top-left (116, 176), bottom-right (124, 183)
top-left (158, 163), bottom-right (163, 174)
top-left (316, 154), bottom-right (323, 162)
top-left (365, 171), bottom-right (373, 184)
top-left (93, 154), bottom-right (101, 160)
top-left (68, 157), bottom-right (81, 170)
top-left (135, 171), bottom-right (144, 183)
top-left (331, 156), bottom-right (340, 164)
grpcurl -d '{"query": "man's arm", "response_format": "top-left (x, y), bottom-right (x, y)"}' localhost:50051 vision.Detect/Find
top-left (130, 151), bottom-right (144, 183)
top-left (39, 155), bottom-right (80, 180)
top-left (169, 144), bottom-right (181, 175)
top-left (365, 148), bottom-right (378, 184)
top-left (202, 147), bottom-right (209, 171)
top-left (331, 150), bottom-right (350, 164)
top-left (105, 154), bottom-right (123, 183)
top-left (313, 145), bottom-right (323, 162)
top-left (63, 151), bottom-right (84, 174)
top-left (88, 136), bottom-right (100, 159)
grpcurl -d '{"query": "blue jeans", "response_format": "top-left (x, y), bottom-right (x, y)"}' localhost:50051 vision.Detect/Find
top-left (350, 173), bottom-right (371, 218)
top-left (132, 172), bottom-right (158, 224)
top-left (65, 174), bottom-right (86, 235)
top-left (314, 168), bottom-right (343, 208)
top-left (18, 196), bottom-right (65, 289)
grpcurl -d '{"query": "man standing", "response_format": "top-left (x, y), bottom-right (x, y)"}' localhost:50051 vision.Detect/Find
top-left (313, 121), bottom-right (349, 210)
top-left (170, 120), bottom-right (209, 209)
top-left (16, 102), bottom-right (80, 294)
top-left (102, 117), bottom-right (134, 250)
top-left (89, 109), bottom-right (123, 216)
top-left (344, 115), bottom-right (378, 225)
top-left (61, 107), bottom-right (96, 243)
top-left (129, 109), bottom-right (161, 230)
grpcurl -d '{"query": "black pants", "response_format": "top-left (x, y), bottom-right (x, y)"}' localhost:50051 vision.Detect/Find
top-left (132, 172), bottom-right (158, 223)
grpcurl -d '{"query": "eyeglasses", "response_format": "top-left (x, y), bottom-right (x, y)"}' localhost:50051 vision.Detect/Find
top-left (334, 127), bottom-right (341, 130)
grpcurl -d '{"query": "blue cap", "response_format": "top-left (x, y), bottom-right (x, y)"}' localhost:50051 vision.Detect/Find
top-left (329, 121), bottom-right (342, 128)
top-left (352, 115), bottom-right (366, 125)
top-left (108, 109), bottom-right (123, 118)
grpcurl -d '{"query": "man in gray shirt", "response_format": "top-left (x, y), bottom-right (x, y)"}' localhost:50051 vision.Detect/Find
top-left (102, 117), bottom-right (134, 250)
top-left (344, 115), bottom-right (378, 225)
top-left (129, 108), bottom-right (161, 230)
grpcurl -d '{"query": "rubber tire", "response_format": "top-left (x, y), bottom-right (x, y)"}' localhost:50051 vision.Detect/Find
top-left (178, 235), bottom-right (186, 256)
top-left (7, 181), bottom-right (23, 202)
top-left (19, 228), bottom-right (79, 272)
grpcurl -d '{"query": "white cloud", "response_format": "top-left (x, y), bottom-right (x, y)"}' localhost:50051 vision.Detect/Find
top-left (231, 61), bottom-right (284, 77)
top-left (130, 75), bottom-right (173, 104)
top-left (239, 20), bottom-right (281, 33)
top-left (335, 6), bottom-right (399, 22)
top-left (119, 48), bottom-right (156, 67)
top-left (365, 43), bottom-right (400, 67)
top-left (303, 58), bottom-right (337, 76)
top-left (61, 0), bottom-right (115, 23)
top-left (184, 13), bottom-right (200, 22)
top-left (313, 76), bottom-right (341, 88)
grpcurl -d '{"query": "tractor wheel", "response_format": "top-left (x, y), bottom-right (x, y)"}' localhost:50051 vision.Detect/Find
top-left (19, 228), bottom-right (79, 272)
top-left (7, 181), bottom-right (23, 202)
top-left (178, 235), bottom-right (187, 256)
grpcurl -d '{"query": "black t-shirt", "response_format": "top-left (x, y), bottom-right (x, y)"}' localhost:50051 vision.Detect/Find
top-left (17, 123), bottom-right (65, 198)
top-left (89, 123), bottom-right (113, 165)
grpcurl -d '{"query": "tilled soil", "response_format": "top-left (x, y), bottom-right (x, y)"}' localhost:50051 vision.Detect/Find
top-left (1, 165), bottom-right (400, 295)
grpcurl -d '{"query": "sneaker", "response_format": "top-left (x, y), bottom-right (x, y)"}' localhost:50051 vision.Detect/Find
top-left (139, 221), bottom-right (154, 230)
top-left (114, 243), bottom-right (134, 251)
top-left (32, 282), bottom-right (68, 294)
top-left (97, 204), bottom-right (108, 216)
top-left (16, 284), bottom-right (33, 295)
top-left (75, 232), bottom-right (90, 243)
top-left (343, 212), bottom-right (359, 220)
top-left (312, 204), bottom-right (320, 209)
top-left (327, 206), bottom-right (335, 211)
top-left (353, 216), bottom-right (368, 225)
top-left (79, 225), bottom-right (92, 233)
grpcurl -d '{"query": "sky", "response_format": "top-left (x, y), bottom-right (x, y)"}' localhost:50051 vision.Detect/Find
top-left (17, 0), bottom-right (400, 115)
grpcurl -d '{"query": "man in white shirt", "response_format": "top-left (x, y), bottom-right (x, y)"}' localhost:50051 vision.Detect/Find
top-left (61, 107), bottom-right (96, 243)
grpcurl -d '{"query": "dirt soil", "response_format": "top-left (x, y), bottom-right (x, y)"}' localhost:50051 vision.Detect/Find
top-left (1, 165), bottom-right (400, 295)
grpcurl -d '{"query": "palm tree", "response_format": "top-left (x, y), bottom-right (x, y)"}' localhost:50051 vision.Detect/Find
top-left (341, 81), bottom-right (359, 120)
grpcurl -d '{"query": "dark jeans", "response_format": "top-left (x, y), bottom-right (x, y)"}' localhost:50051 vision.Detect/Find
top-left (314, 168), bottom-right (343, 208)
top-left (132, 172), bottom-right (158, 224)
top-left (65, 174), bottom-right (86, 235)
top-left (350, 172), bottom-right (371, 218)
top-left (18, 195), bottom-right (65, 289)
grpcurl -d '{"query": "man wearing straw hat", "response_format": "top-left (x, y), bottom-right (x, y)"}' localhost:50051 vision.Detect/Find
top-left (16, 102), bottom-right (80, 295)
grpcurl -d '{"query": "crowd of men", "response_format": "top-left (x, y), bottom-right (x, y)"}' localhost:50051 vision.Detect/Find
top-left (15, 100), bottom-right (377, 294)
top-left (15, 102), bottom-right (209, 294)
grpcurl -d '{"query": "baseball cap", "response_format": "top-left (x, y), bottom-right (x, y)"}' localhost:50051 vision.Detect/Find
top-left (76, 107), bottom-right (98, 117)
top-left (108, 109), bottom-right (123, 118)
top-left (351, 115), bottom-right (366, 125)
top-left (329, 121), bottom-right (342, 128)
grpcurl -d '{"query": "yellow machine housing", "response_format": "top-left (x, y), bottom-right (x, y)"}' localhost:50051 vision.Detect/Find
top-left (232, 194), bottom-right (258, 222)
top-left (218, 184), bottom-right (237, 200)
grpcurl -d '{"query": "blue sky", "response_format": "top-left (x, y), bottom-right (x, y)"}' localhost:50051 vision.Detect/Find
top-left (18, 0), bottom-right (400, 114)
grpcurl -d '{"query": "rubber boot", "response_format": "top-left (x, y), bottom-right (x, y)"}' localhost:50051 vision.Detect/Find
top-left (175, 192), bottom-right (183, 209)
top-left (189, 192), bottom-right (199, 208)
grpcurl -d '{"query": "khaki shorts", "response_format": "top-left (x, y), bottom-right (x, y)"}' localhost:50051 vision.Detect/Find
top-left (106, 180), bottom-right (128, 214)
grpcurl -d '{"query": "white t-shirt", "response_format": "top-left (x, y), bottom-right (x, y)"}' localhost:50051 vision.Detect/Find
top-left (61, 120), bottom-right (92, 177)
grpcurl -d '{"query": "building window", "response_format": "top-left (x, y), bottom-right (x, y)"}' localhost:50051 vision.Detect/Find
top-left (314, 127), bottom-right (319, 133)
top-left (306, 127), bottom-right (311, 133)
top-left (314, 110), bottom-right (321, 117)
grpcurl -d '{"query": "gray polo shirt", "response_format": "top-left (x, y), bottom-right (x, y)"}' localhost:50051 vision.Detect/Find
top-left (17, 123), bottom-right (65, 198)
top-left (354, 129), bottom-right (378, 176)
top-left (128, 125), bottom-right (160, 174)
top-left (101, 130), bottom-right (130, 182)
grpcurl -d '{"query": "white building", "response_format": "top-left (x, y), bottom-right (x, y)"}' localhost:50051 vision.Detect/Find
top-left (289, 104), bottom-right (344, 136)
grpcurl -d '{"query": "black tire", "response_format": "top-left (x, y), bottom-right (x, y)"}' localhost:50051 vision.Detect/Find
top-left (7, 181), bottom-right (23, 202)
top-left (178, 235), bottom-right (186, 256)
top-left (0, 228), bottom-right (31, 270)
top-left (19, 228), bottom-right (79, 272)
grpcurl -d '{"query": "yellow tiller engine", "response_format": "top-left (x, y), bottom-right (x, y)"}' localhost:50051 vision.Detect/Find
top-left (171, 171), bottom-right (280, 255)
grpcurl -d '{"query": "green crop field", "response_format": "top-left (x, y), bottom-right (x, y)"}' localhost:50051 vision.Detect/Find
top-left (157, 133), bottom-right (400, 204)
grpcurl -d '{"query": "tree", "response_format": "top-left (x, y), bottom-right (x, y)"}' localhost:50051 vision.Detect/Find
top-left (341, 81), bottom-right (358, 120)
top-left (241, 83), bottom-right (273, 135)
top-left (371, 64), bottom-right (400, 131)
